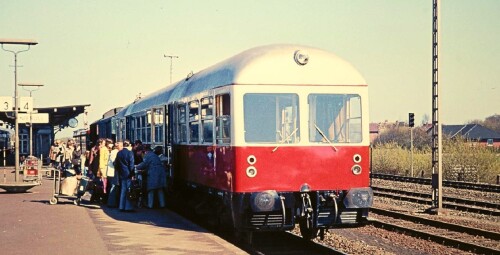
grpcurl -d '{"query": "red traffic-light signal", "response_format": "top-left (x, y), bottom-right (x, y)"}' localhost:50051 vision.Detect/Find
top-left (409, 113), bottom-right (415, 127)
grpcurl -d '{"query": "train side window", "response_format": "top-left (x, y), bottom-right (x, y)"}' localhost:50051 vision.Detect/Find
top-left (177, 103), bottom-right (187, 143)
top-left (126, 117), bottom-right (133, 142)
top-left (134, 116), bottom-right (141, 143)
top-left (216, 94), bottom-right (231, 144)
top-left (189, 100), bottom-right (200, 143)
top-left (201, 97), bottom-right (213, 143)
top-left (119, 119), bottom-right (126, 142)
top-left (152, 108), bottom-right (164, 143)
top-left (144, 113), bottom-right (151, 143)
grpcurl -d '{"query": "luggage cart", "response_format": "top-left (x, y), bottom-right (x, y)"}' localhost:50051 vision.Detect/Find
top-left (49, 168), bottom-right (89, 205)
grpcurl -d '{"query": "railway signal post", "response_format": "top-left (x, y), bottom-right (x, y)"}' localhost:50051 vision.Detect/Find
top-left (429, 0), bottom-right (444, 214)
top-left (409, 113), bottom-right (414, 177)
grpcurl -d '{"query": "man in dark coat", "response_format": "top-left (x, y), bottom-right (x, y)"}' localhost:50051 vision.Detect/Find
top-left (115, 140), bottom-right (135, 212)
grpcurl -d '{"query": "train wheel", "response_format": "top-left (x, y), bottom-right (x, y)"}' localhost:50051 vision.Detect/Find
top-left (299, 217), bottom-right (318, 240)
top-left (74, 198), bottom-right (81, 206)
top-left (234, 230), bottom-right (253, 244)
top-left (49, 197), bottom-right (58, 205)
top-left (216, 192), bottom-right (235, 231)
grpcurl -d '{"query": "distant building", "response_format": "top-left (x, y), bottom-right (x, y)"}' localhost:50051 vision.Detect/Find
top-left (369, 121), bottom-right (408, 143)
top-left (441, 124), bottom-right (500, 148)
top-left (370, 121), bottom-right (500, 148)
top-left (369, 123), bottom-right (379, 143)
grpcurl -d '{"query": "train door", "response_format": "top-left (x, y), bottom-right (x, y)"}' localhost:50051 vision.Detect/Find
top-left (214, 92), bottom-right (232, 191)
top-left (166, 104), bottom-right (174, 176)
top-left (150, 107), bottom-right (164, 149)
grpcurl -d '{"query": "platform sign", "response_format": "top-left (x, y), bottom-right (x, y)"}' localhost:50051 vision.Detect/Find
top-left (19, 97), bottom-right (33, 112)
top-left (0, 96), bottom-right (13, 112)
top-left (18, 113), bottom-right (49, 123)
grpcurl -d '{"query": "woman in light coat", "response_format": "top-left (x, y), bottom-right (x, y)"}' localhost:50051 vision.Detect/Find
top-left (106, 143), bottom-right (119, 207)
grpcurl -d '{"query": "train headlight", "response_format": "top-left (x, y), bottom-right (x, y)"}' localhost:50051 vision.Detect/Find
top-left (352, 165), bottom-right (362, 175)
top-left (343, 188), bottom-right (373, 208)
top-left (251, 190), bottom-right (278, 212)
top-left (246, 166), bottom-right (257, 178)
top-left (294, 50), bottom-right (309, 65)
top-left (247, 155), bottom-right (257, 165)
top-left (353, 154), bottom-right (362, 163)
top-left (300, 183), bottom-right (311, 192)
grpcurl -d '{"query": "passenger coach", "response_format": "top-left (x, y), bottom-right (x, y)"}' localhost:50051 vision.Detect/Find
top-left (93, 44), bottom-right (373, 239)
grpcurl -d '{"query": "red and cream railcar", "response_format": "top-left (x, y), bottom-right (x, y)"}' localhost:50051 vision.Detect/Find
top-left (112, 44), bottom-right (373, 239)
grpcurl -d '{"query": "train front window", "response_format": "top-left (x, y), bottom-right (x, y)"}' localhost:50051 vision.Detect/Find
top-left (309, 94), bottom-right (362, 143)
top-left (244, 93), bottom-right (299, 143)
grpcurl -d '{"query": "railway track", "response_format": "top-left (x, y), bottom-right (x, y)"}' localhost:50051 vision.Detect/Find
top-left (173, 204), bottom-right (345, 255)
top-left (369, 207), bottom-right (500, 254)
top-left (242, 231), bottom-right (346, 255)
top-left (371, 173), bottom-right (500, 193)
top-left (372, 186), bottom-right (500, 216)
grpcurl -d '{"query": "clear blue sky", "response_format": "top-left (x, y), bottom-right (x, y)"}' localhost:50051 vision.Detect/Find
top-left (1, 0), bottom-right (499, 138)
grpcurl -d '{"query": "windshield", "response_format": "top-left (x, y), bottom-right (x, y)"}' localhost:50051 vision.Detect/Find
top-left (309, 94), bottom-right (362, 143)
top-left (244, 93), bottom-right (300, 143)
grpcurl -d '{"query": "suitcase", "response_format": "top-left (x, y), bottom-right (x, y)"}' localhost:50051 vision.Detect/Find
top-left (77, 176), bottom-right (90, 197)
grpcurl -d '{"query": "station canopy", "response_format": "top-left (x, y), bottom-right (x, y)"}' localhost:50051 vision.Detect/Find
top-left (0, 104), bottom-right (89, 128)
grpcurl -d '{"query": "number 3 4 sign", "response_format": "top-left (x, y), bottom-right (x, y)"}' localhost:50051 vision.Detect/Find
top-left (0, 96), bottom-right (33, 112)
top-left (0, 96), bottom-right (13, 112)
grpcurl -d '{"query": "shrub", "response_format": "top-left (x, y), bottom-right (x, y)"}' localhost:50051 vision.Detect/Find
top-left (371, 138), bottom-right (500, 184)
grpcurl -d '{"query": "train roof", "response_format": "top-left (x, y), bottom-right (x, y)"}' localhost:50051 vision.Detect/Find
top-left (117, 44), bottom-right (366, 116)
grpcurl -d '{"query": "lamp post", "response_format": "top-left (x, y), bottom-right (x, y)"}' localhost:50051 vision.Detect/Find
top-left (0, 39), bottom-right (38, 182)
top-left (164, 54), bottom-right (179, 84)
top-left (18, 83), bottom-right (44, 156)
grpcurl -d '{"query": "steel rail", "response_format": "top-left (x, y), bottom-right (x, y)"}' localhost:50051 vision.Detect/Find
top-left (373, 190), bottom-right (500, 216)
top-left (372, 186), bottom-right (500, 210)
top-left (371, 173), bottom-right (500, 193)
top-left (369, 219), bottom-right (500, 255)
top-left (369, 208), bottom-right (500, 254)
top-left (243, 231), bottom-right (347, 255)
top-left (370, 207), bottom-right (500, 240)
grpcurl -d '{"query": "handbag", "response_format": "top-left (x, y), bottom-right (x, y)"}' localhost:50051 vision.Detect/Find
top-left (127, 180), bottom-right (141, 201)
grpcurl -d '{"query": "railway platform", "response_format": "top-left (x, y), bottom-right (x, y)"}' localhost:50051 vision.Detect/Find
top-left (0, 166), bottom-right (247, 255)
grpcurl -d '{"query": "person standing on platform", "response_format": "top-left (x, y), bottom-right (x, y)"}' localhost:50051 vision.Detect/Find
top-left (49, 140), bottom-right (59, 167)
top-left (98, 139), bottom-right (112, 203)
top-left (71, 145), bottom-right (82, 175)
top-left (115, 140), bottom-right (135, 212)
top-left (136, 146), bottom-right (167, 209)
top-left (88, 139), bottom-right (103, 178)
top-left (132, 140), bottom-right (145, 205)
top-left (55, 141), bottom-right (65, 170)
top-left (63, 140), bottom-right (75, 176)
top-left (89, 138), bottom-right (104, 203)
top-left (106, 142), bottom-right (120, 208)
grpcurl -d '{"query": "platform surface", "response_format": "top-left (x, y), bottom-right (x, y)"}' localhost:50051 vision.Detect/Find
top-left (0, 166), bottom-right (247, 255)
